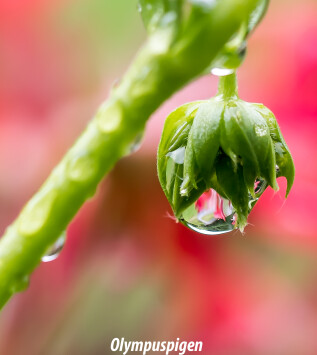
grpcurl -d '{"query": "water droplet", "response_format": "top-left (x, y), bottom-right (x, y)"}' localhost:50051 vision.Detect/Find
top-left (166, 147), bottom-right (185, 164)
top-left (180, 188), bottom-right (188, 196)
top-left (180, 178), bottom-right (270, 235)
top-left (67, 153), bottom-right (99, 183)
top-left (255, 124), bottom-right (268, 137)
top-left (97, 101), bottom-right (122, 133)
top-left (148, 31), bottom-right (171, 55)
top-left (237, 42), bottom-right (247, 58)
top-left (180, 189), bottom-right (236, 235)
top-left (41, 231), bottom-right (66, 262)
top-left (127, 132), bottom-right (144, 154)
top-left (10, 275), bottom-right (29, 293)
top-left (211, 28), bottom-right (248, 73)
top-left (18, 184), bottom-right (57, 236)
top-left (112, 78), bottom-right (121, 89)
top-left (211, 68), bottom-right (235, 77)
top-left (190, 0), bottom-right (216, 10)
top-left (164, 147), bottom-right (186, 194)
top-left (254, 178), bottom-right (266, 194)
top-left (248, 177), bottom-right (268, 210)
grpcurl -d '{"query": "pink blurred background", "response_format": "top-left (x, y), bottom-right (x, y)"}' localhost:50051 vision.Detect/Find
top-left (0, 0), bottom-right (317, 354)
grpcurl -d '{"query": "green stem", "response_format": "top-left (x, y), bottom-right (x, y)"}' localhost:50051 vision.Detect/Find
top-left (0, 0), bottom-right (260, 309)
top-left (217, 72), bottom-right (239, 100)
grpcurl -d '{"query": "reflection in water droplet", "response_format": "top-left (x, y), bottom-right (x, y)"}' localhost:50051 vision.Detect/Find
top-left (248, 177), bottom-right (268, 210)
top-left (211, 68), bottom-right (235, 77)
top-left (180, 189), bottom-right (236, 235)
top-left (180, 178), bottom-right (269, 235)
top-left (42, 231), bottom-right (66, 262)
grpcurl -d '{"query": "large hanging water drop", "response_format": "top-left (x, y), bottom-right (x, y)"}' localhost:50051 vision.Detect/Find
top-left (163, 145), bottom-right (272, 235)
top-left (41, 231), bottom-right (66, 262)
top-left (180, 177), bottom-right (269, 235)
top-left (180, 189), bottom-right (236, 235)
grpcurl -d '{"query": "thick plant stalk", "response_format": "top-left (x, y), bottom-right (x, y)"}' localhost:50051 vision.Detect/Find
top-left (0, 0), bottom-right (259, 308)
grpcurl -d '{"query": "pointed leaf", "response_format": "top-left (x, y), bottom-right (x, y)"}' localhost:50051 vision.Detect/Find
top-left (190, 100), bottom-right (223, 183)
top-left (254, 104), bottom-right (295, 196)
top-left (215, 154), bottom-right (249, 229)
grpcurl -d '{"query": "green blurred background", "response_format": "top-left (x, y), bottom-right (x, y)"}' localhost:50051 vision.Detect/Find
top-left (0, 0), bottom-right (317, 354)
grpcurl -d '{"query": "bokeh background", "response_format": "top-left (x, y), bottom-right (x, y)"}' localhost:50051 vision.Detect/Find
top-left (0, 0), bottom-right (316, 354)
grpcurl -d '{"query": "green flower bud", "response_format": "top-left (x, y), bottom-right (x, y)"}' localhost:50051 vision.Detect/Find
top-left (157, 73), bottom-right (294, 232)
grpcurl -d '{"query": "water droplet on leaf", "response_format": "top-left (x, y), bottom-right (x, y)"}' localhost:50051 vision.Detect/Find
top-left (42, 231), bottom-right (66, 262)
top-left (166, 147), bottom-right (185, 164)
top-left (255, 124), bottom-right (268, 137)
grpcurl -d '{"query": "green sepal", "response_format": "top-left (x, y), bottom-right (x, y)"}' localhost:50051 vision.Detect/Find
top-left (215, 154), bottom-right (249, 229)
top-left (237, 101), bottom-right (277, 191)
top-left (191, 100), bottom-right (223, 181)
top-left (220, 98), bottom-right (278, 195)
top-left (182, 100), bottom-right (222, 193)
top-left (157, 101), bottom-right (206, 217)
top-left (254, 104), bottom-right (295, 196)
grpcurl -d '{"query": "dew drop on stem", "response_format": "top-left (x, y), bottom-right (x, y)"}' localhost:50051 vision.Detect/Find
top-left (41, 231), bottom-right (66, 262)
top-left (211, 68), bottom-right (235, 77)
top-left (127, 132), bottom-right (144, 155)
top-left (10, 275), bottom-right (29, 293)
